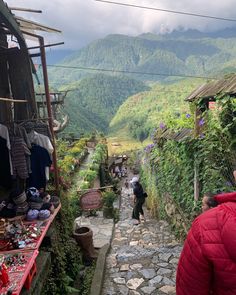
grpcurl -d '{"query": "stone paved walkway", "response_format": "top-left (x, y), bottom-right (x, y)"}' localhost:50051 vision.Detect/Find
top-left (102, 187), bottom-right (182, 295)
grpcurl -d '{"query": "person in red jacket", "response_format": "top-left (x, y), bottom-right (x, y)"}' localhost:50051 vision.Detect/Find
top-left (176, 190), bottom-right (236, 295)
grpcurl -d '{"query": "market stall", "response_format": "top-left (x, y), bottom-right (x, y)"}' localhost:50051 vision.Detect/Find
top-left (0, 2), bottom-right (62, 293)
top-left (0, 203), bottom-right (61, 294)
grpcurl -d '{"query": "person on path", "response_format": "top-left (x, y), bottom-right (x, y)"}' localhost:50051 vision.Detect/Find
top-left (201, 192), bottom-right (218, 212)
top-left (130, 176), bottom-right (145, 224)
top-left (176, 188), bottom-right (236, 295)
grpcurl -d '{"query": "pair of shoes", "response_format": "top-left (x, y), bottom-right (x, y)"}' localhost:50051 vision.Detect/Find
top-left (140, 214), bottom-right (146, 221)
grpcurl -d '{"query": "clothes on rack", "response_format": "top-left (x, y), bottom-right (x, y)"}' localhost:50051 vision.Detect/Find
top-left (0, 122), bottom-right (53, 191)
top-left (0, 136), bottom-right (12, 188)
top-left (0, 124), bottom-right (13, 175)
top-left (28, 144), bottom-right (52, 190)
top-left (10, 137), bottom-right (31, 180)
top-left (20, 120), bottom-right (52, 139)
top-left (27, 130), bottom-right (53, 156)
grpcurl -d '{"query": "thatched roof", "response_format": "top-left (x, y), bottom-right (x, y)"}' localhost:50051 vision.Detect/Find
top-left (186, 75), bottom-right (236, 102)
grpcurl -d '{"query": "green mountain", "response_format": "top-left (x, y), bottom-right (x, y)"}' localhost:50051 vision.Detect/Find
top-left (109, 79), bottom-right (202, 140)
top-left (47, 30), bottom-right (236, 136)
top-left (60, 74), bottom-right (149, 136)
top-left (48, 32), bottom-right (236, 85)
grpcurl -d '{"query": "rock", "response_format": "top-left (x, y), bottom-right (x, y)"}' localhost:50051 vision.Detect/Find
top-left (159, 253), bottom-right (172, 262)
top-left (156, 268), bottom-right (172, 276)
top-left (169, 258), bottom-right (179, 265)
top-left (129, 291), bottom-right (140, 295)
top-left (120, 264), bottom-right (130, 271)
top-left (138, 269), bottom-right (156, 279)
top-left (158, 285), bottom-right (176, 294)
top-left (130, 264), bottom-right (143, 270)
top-left (162, 277), bottom-right (175, 286)
top-left (107, 254), bottom-right (117, 267)
top-left (113, 277), bottom-right (126, 284)
top-left (126, 278), bottom-right (144, 290)
top-left (117, 285), bottom-right (129, 295)
top-left (130, 241), bottom-right (139, 246)
top-left (140, 286), bottom-right (156, 294)
top-left (148, 275), bottom-right (163, 286)
top-left (156, 263), bottom-right (169, 268)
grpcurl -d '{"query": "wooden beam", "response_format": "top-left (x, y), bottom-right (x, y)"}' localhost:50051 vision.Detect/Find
top-left (8, 7), bottom-right (42, 13)
top-left (28, 42), bottom-right (64, 50)
top-left (0, 1), bottom-right (27, 48)
top-left (0, 97), bottom-right (27, 102)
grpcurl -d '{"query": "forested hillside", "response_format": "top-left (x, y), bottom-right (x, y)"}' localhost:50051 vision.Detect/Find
top-left (60, 74), bottom-right (148, 135)
top-left (109, 79), bottom-right (202, 141)
top-left (48, 31), bottom-right (236, 85)
top-left (48, 30), bottom-right (236, 137)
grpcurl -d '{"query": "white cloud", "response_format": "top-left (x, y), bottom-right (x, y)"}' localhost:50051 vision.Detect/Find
top-left (5, 0), bottom-right (236, 49)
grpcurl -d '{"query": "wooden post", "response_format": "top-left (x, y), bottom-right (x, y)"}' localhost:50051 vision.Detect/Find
top-left (194, 106), bottom-right (201, 202)
top-left (39, 36), bottom-right (60, 195)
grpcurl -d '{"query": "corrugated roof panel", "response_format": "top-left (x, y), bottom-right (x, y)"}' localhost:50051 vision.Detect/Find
top-left (16, 16), bottom-right (61, 33)
top-left (185, 74), bottom-right (236, 101)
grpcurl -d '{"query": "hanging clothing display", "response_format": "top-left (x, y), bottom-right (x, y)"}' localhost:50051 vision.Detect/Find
top-left (21, 121), bottom-right (52, 139)
top-left (0, 136), bottom-right (12, 188)
top-left (28, 144), bottom-right (52, 190)
top-left (0, 124), bottom-right (13, 175)
top-left (28, 130), bottom-right (53, 156)
top-left (10, 136), bottom-right (31, 179)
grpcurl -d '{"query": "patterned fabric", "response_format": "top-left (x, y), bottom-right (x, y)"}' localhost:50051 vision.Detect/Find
top-left (38, 210), bottom-right (50, 220)
top-left (21, 121), bottom-right (52, 139)
top-left (10, 136), bottom-right (31, 179)
top-left (176, 192), bottom-right (236, 295)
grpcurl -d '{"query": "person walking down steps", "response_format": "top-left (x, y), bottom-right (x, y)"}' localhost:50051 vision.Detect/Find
top-left (130, 176), bottom-right (146, 225)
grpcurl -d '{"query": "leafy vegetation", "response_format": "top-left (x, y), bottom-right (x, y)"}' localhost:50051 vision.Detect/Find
top-left (59, 74), bottom-right (148, 136)
top-left (78, 142), bottom-right (108, 190)
top-left (109, 79), bottom-right (202, 140)
top-left (48, 32), bottom-right (236, 85)
top-left (141, 94), bottom-right (236, 238)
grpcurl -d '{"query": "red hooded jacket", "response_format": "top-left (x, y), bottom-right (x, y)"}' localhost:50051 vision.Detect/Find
top-left (176, 192), bottom-right (236, 295)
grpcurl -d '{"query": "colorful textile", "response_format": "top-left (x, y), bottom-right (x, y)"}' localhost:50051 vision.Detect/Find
top-left (10, 136), bottom-right (31, 179)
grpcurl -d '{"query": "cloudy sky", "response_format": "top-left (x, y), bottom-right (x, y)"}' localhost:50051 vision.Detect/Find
top-left (5, 0), bottom-right (236, 49)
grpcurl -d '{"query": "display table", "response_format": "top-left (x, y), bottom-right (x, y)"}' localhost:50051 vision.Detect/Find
top-left (0, 203), bottom-right (61, 294)
top-left (0, 250), bottom-right (38, 295)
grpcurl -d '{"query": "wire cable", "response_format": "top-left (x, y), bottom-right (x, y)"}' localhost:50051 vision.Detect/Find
top-left (36, 64), bottom-right (217, 80)
top-left (95, 0), bottom-right (236, 23)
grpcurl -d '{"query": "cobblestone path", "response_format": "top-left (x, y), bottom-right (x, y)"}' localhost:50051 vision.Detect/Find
top-left (102, 187), bottom-right (183, 295)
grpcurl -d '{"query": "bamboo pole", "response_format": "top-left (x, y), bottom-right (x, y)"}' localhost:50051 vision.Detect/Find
top-left (77, 185), bottom-right (114, 192)
top-left (0, 97), bottom-right (27, 103)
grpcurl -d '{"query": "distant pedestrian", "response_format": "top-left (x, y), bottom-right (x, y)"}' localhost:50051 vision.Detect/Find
top-left (130, 176), bottom-right (145, 224)
top-left (124, 178), bottom-right (129, 189)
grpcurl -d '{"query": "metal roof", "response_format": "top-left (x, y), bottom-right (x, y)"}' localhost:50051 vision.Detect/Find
top-left (16, 16), bottom-right (61, 34)
top-left (155, 127), bottom-right (193, 142)
top-left (186, 74), bottom-right (236, 102)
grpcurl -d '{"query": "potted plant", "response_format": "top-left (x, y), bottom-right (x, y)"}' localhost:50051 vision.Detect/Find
top-left (102, 191), bottom-right (116, 218)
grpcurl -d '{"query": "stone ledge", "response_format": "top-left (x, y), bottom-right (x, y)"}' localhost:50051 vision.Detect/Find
top-left (90, 243), bottom-right (110, 295)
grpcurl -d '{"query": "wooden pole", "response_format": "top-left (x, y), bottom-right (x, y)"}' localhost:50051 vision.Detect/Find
top-left (0, 97), bottom-right (27, 103)
top-left (194, 106), bottom-right (201, 202)
top-left (39, 36), bottom-right (60, 195)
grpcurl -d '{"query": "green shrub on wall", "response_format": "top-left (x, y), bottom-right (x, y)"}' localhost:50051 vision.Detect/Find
top-left (141, 96), bottom-right (235, 231)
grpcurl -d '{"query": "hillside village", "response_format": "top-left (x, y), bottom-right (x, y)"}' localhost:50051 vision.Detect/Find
top-left (0, 1), bottom-right (235, 295)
